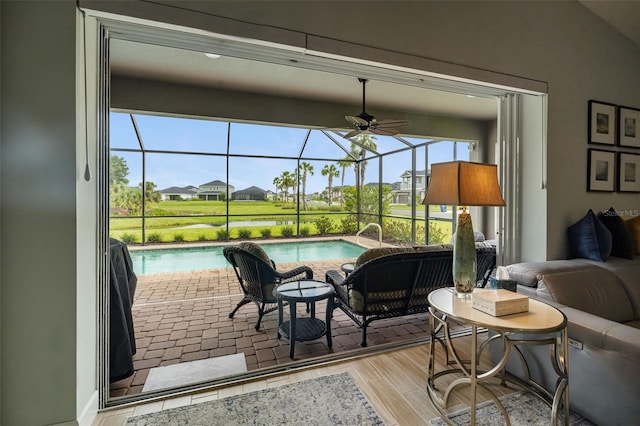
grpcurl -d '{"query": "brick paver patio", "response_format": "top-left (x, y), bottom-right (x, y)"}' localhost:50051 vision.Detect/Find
top-left (109, 252), bottom-right (449, 397)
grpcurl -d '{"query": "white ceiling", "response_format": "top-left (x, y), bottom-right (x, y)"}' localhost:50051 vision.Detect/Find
top-left (109, 2), bottom-right (640, 124)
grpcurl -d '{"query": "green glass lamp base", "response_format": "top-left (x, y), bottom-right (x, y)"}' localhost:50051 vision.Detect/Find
top-left (453, 210), bottom-right (477, 298)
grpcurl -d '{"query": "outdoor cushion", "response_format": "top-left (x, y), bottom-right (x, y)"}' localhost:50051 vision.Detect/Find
top-left (354, 247), bottom-right (414, 267)
top-left (567, 209), bottom-right (612, 261)
top-left (238, 242), bottom-right (272, 265)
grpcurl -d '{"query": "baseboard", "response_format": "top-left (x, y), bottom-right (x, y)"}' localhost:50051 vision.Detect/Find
top-left (77, 390), bottom-right (99, 426)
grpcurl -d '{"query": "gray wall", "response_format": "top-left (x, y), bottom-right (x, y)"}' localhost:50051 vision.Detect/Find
top-left (111, 76), bottom-right (491, 142)
top-left (1, 1), bottom-right (78, 425)
top-left (1, 1), bottom-right (640, 424)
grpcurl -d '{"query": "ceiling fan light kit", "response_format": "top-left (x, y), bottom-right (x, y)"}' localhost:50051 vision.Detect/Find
top-left (343, 78), bottom-right (409, 139)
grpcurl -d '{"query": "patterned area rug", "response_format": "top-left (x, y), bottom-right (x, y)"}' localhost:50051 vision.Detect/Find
top-left (430, 391), bottom-right (594, 426)
top-left (126, 371), bottom-right (385, 425)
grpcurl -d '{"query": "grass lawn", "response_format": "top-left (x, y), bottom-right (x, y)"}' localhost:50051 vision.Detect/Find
top-left (110, 200), bottom-right (453, 244)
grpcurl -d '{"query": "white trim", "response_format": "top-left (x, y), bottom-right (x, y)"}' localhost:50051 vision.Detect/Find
top-left (77, 391), bottom-right (99, 426)
top-left (81, 4), bottom-right (548, 100)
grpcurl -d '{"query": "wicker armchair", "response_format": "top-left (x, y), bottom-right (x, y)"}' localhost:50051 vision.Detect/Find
top-left (325, 245), bottom-right (496, 347)
top-left (223, 243), bottom-right (313, 330)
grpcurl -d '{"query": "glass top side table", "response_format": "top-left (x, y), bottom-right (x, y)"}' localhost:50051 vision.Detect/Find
top-left (274, 280), bottom-right (335, 359)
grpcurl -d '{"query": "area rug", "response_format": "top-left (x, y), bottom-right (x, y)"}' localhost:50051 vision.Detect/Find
top-left (142, 353), bottom-right (247, 392)
top-left (127, 371), bottom-right (385, 425)
top-left (429, 391), bottom-right (594, 426)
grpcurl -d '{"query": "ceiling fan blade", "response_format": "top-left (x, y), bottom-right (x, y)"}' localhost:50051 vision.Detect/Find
top-left (376, 119), bottom-right (409, 128)
top-left (343, 129), bottom-right (363, 138)
top-left (370, 127), bottom-right (399, 136)
top-left (345, 115), bottom-right (369, 126)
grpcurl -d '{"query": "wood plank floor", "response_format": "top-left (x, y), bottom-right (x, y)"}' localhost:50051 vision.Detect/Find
top-left (94, 331), bottom-right (520, 425)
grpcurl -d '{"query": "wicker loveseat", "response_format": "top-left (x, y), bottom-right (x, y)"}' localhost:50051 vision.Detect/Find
top-left (325, 243), bottom-right (496, 347)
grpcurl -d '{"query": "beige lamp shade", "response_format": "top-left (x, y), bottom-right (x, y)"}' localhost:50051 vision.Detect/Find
top-left (422, 161), bottom-right (505, 207)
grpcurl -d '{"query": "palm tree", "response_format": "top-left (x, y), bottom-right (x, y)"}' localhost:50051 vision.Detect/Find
top-left (321, 164), bottom-right (339, 206)
top-left (298, 162), bottom-right (314, 211)
top-left (280, 170), bottom-right (295, 204)
top-left (272, 176), bottom-right (282, 201)
top-left (337, 157), bottom-right (352, 208)
top-left (352, 134), bottom-right (377, 188)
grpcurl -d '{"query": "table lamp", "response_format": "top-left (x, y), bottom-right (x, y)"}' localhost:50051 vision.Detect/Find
top-left (422, 161), bottom-right (505, 298)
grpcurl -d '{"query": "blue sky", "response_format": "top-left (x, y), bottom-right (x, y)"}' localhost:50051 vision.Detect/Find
top-left (110, 112), bottom-right (470, 193)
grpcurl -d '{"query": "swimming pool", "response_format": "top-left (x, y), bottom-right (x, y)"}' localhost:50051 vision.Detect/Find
top-left (129, 240), bottom-right (366, 275)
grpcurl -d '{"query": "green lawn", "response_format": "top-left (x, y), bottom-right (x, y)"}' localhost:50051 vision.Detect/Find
top-left (110, 200), bottom-right (453, 244)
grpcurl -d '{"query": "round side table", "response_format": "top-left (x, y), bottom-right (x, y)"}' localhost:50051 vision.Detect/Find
top-left (274, 280), bottom-right (335, 359)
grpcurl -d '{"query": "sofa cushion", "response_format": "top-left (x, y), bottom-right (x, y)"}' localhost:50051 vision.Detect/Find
top-left (625, 215), bottom-right (640, 255)
top-left (354, 247), bottom-right (415, 267)
top-left (567, 209), bottom-right (612, 261)
top-left (598, 207), bottom-right (635, 259)
top-left (536, 267), bottom-right (635, 323)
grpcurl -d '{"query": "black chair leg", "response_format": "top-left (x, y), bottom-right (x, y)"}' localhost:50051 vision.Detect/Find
top-left (255, 311), bottom-right (264, 330)
top-left (361, 324), bottom-right (368, 347)
top-left (229, 298), bottom-right (252, 318)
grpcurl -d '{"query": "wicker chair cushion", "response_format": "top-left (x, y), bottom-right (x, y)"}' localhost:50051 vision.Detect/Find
top-left (412, 244), bottom-right (453, 252)
top-left (354, 247), bottom-right (414, 267)
top-left (238, 242), bottom-right (272, 265)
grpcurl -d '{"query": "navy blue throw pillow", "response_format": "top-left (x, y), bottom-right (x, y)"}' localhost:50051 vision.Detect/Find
top-left (567, 209), bottom-right (612, 261)
top-left (597, 207), bottom-right (635, 259)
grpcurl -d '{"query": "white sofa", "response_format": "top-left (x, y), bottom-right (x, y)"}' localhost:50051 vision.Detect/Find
top-left (490, 255), bottom-right (640, 425)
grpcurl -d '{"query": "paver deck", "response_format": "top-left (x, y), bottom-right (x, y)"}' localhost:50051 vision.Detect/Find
top-left (110, 240), bottom-right (456, 398)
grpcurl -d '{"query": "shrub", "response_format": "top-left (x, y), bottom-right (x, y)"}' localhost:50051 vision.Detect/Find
top-left (260, 228), bottom-right (272, 238)
top-left (197, 234), bottom-right (207, 241)
top-left (120, 233), bottom-right (137, 244)
top-left (299, 226), bottom-right (310, 237)
top-left (216, 228), bottom-right (229, 240)
top-left (281, 226), bottom-right (294, 238)
top-left (173, 233), bottom-right (185, 242)
top-left (147, 232), bottom-right (162, 243)
top-left (340, 216), bottom-right (358, 234)
top-left (428, 220), bottom-right (448, 244)
top-left (314, 216), bottom-right (334, 235)
top-left (237, 227), bottom-right (252, 239)
top-left (384, 220), bottom-right (412, 244)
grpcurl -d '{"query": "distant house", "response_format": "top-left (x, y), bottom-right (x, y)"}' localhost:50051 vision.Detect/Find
top-left (231, 186), bottom-right (267, 201)
top-left (198, 179), bottom-right (234, 201)
top-left (391, 169), bottom-right (428, 204)
top-left (159, 180), bottom-right (234, 201)
top-left (159, 185), bottom-right (199, 201)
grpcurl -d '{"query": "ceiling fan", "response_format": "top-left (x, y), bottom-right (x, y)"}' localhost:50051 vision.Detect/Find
top-left (343, 78), bottom-right (409, 139)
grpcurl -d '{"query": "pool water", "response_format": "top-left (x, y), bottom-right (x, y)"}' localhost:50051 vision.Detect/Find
top-left (129, 240), bottom-right (366, 275)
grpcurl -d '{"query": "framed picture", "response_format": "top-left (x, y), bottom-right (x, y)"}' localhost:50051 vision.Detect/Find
top-left (618, 106), bottom-right (640, 148)
top-left (588, 100), bottom-right (617, 145)
top-left (587, 149), bottom-right (615, 192)
top-left (618, 152), bottom-right (640, 192)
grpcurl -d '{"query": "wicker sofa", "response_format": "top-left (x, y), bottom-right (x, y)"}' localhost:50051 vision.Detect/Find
top-left (325, 243), bottom-right (496, 347)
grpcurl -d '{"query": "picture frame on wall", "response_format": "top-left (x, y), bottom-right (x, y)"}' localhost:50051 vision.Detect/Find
top-left (618, 106), bottom-right (640, 148)
top-left (587, 149), bottom-right (616, 192)
top-left (618, 152), bottom-right (640, 192)
top-left (588, 100), bottom-right (617, 145)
